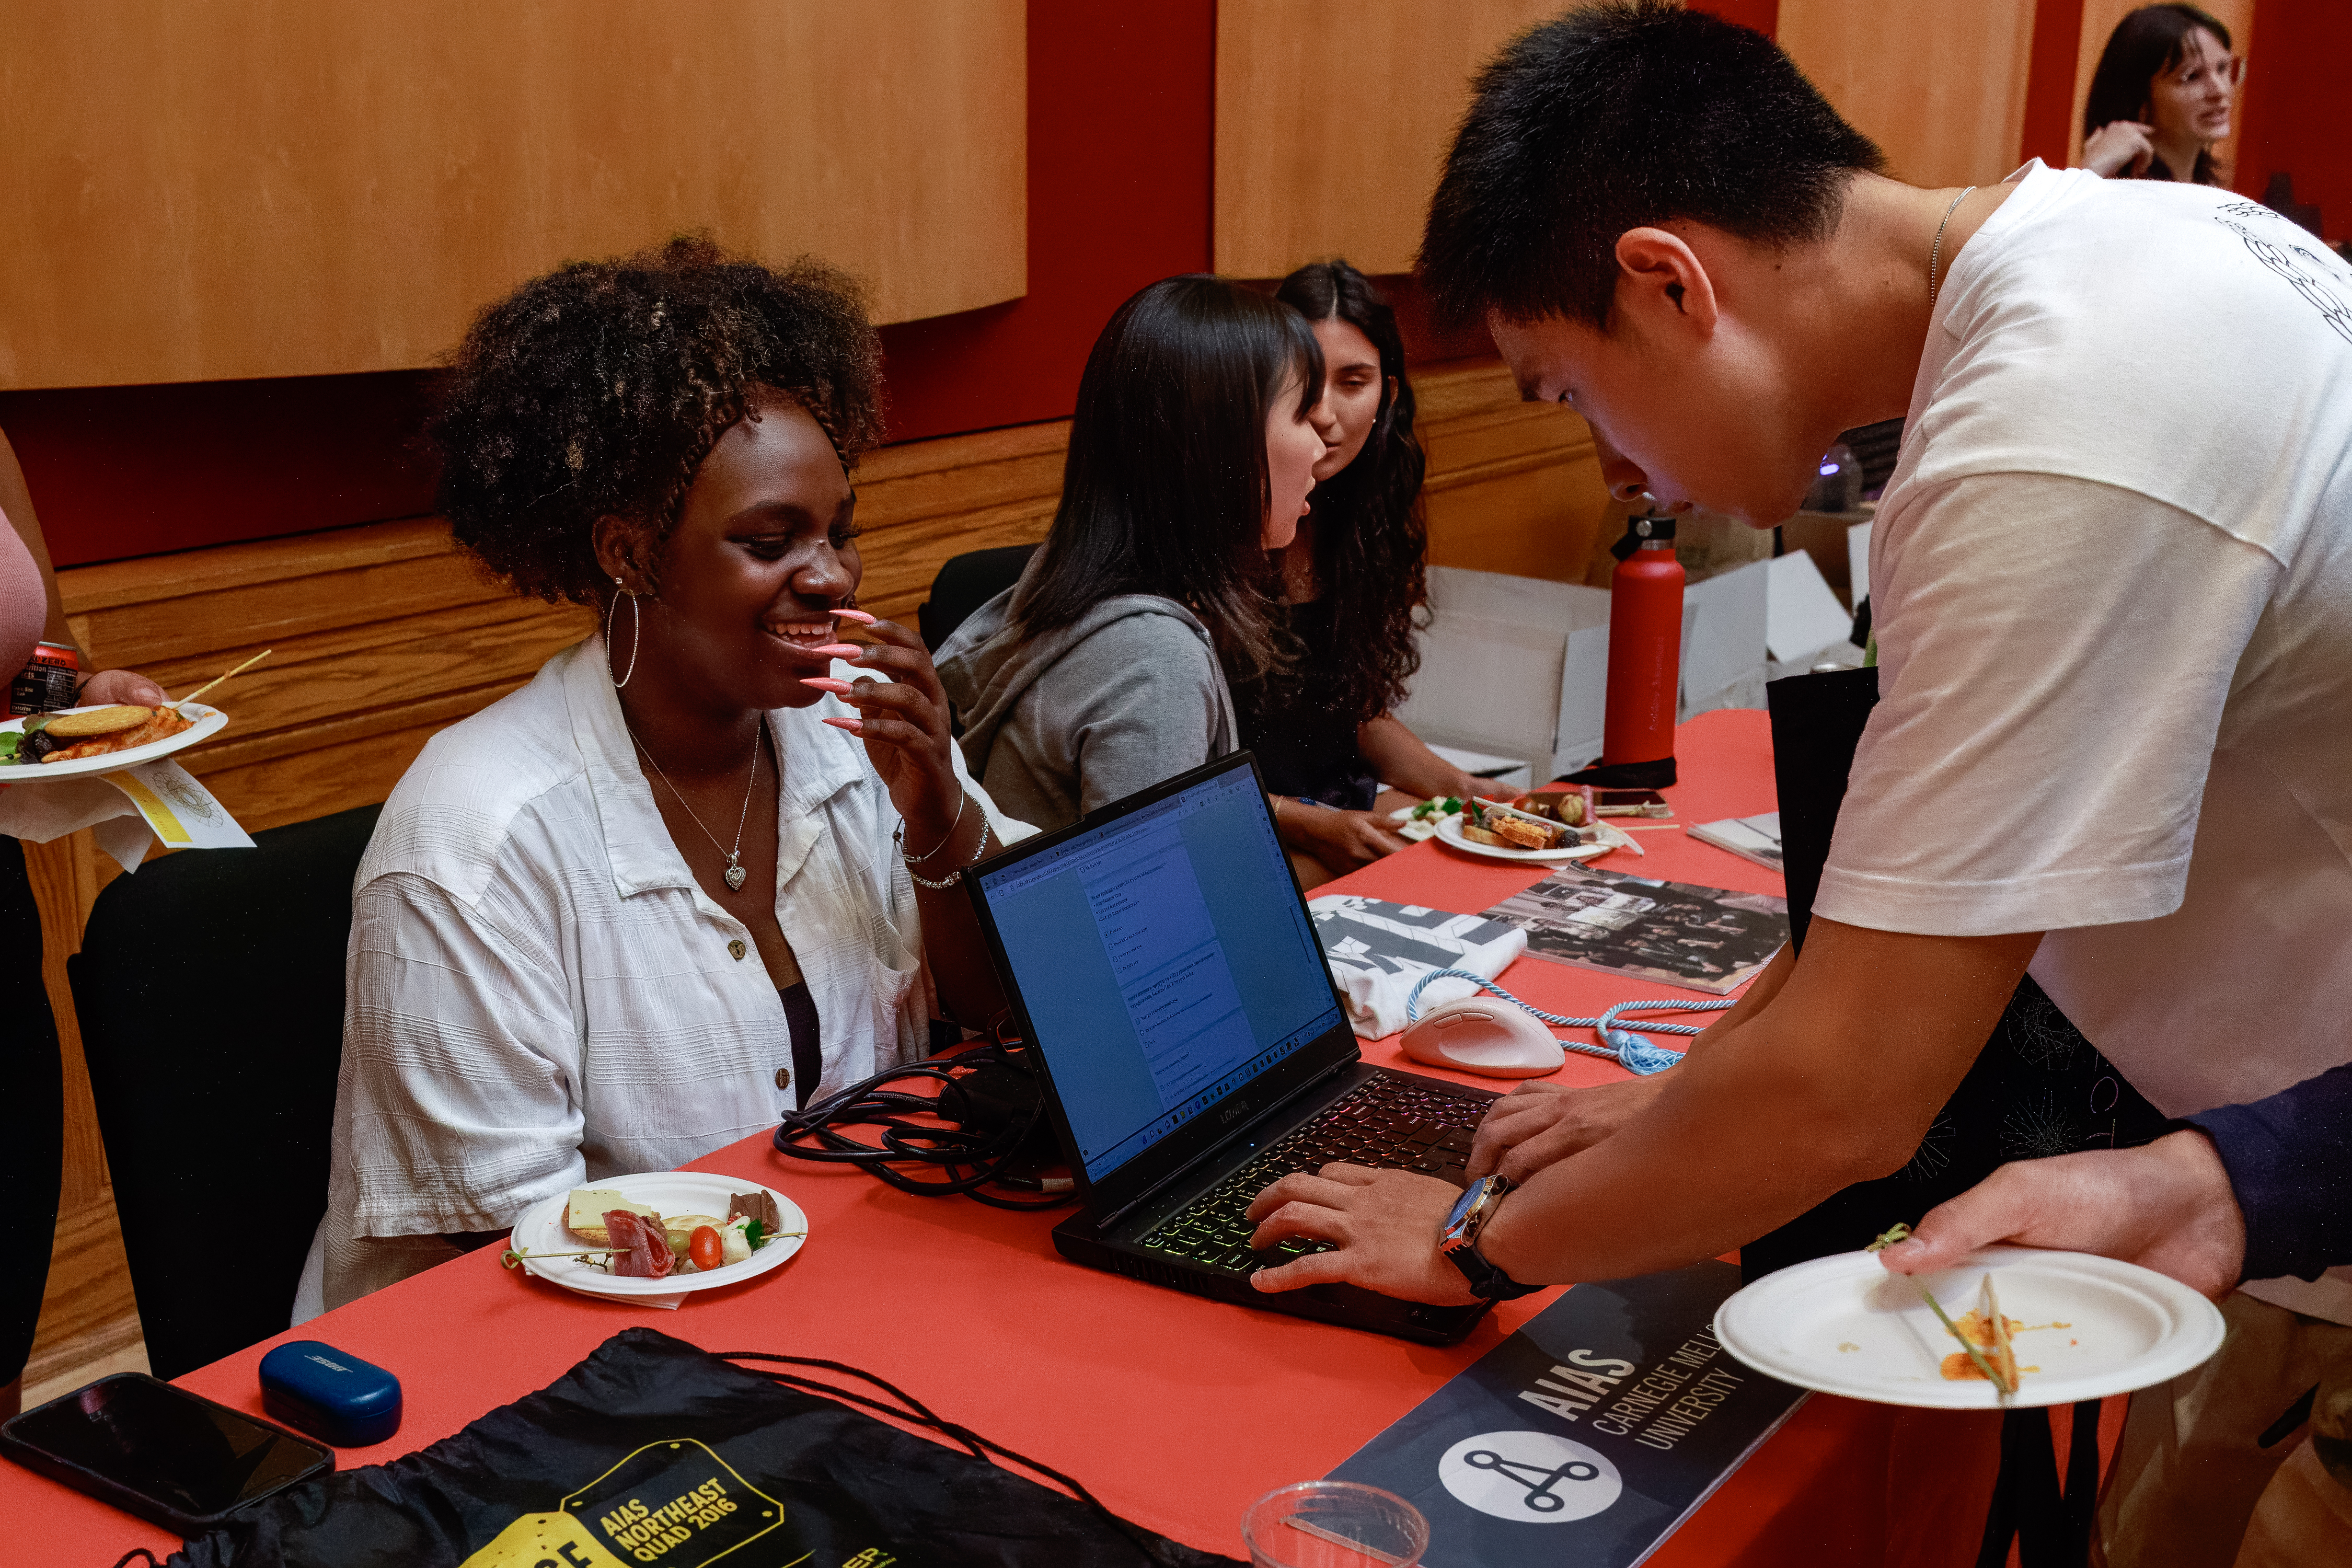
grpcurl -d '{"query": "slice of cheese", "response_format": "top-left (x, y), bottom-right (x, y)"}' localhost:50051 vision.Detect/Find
top-left (565, 1189), bottom-right (657, 1245)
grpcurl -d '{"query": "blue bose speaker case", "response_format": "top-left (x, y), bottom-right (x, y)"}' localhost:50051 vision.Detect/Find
top-left (258, 1340), bottom-right (402, 1447)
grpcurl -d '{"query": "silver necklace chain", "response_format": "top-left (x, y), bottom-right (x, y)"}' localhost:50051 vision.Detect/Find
top-left (628, 722), bottom-right (764, 892)
top-left (1929, 186), bottom-right (1976, 306)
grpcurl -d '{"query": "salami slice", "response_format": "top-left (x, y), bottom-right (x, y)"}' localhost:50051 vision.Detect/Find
top-left (604, 1209), bottom-right (674, 1278)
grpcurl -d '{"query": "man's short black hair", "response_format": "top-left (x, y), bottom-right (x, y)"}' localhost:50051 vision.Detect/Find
top-left (1420, 0), bottom-right (1886, 332)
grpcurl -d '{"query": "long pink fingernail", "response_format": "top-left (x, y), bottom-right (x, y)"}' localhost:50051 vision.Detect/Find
top-left (821, 716), bottom-right (863, 733)
top-left (811, 644), bottom-right (864, 659)
top-left (801, 677), bottom-right (854, 695)
top-left (832, 608), bottom-right (878, 625)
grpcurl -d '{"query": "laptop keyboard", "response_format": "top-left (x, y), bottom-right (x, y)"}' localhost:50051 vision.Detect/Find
top-left (1135, 1074), bottom-right (1495, 1276)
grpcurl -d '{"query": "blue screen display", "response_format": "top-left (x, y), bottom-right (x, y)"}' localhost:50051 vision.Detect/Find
top-left (973, 765), bottom-right (1344, 1181)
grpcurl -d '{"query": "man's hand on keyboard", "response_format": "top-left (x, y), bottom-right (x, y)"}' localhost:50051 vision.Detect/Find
top-left (1466, 1076), bottom-right (1668, 1184)
top-left (1243, 1164), bottom-right (1480, 1305)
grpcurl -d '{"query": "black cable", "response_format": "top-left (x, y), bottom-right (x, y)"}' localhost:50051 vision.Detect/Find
top-left (769, 1031), bottom-right (1075, 1210)
top-left (718, 1351), bottom-right (1168, 1564)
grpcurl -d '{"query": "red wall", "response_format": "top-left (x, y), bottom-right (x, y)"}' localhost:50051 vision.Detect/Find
top-left (2232, 0), bottom-right (2350, 243)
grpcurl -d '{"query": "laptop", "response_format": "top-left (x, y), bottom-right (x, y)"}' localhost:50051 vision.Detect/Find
top-left (963, 753), bottom-right (1503, 1345)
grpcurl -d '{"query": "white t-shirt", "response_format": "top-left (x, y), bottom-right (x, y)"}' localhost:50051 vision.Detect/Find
top-left (296, 638), bottom-right (1033, 1318)
top-left (1813, 164), bottom-right (2352, 1319)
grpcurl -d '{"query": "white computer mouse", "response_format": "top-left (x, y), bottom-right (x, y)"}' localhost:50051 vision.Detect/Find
top-left (1398, 997), bottom-right (1566, 1078)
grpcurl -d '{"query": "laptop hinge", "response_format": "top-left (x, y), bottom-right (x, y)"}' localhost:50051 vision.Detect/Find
top-left (1092, 1053), bottom-right (1362, 1234)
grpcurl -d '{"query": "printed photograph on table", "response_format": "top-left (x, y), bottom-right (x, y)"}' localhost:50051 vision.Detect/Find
top-left (1484, 865), bottom-right (1788, 995)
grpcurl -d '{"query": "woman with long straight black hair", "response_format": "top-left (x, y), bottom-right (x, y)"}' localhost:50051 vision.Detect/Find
top-left (937, 274), bottom-right (1333, 832)
top-left (1253, 261), bottom-right (1501, 889)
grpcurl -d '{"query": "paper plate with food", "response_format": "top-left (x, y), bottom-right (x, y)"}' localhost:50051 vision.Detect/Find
top-left (504, 1173), bottom-right (808, 1301)
top-left (1425, 798), bottom-right (1632, 863)
top-left (1713, 1232), bottom-right (2225, 1409)
top-left (0, 702), bottom-right (227, 780)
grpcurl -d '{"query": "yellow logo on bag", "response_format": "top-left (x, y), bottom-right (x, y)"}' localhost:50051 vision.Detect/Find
top-left (461, 1439), bottom-right (798, 1568)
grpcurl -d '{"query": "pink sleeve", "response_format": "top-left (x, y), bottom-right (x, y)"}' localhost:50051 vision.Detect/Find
top-left (0, 502), bottom-right (54, 682)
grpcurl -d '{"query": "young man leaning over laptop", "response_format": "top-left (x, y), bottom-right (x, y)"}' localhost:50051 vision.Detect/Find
top-left (1242, 4), bottom-right (2352, 1560)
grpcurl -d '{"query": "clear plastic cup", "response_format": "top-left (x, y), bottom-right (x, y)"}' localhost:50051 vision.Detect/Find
top-left (1239, 1481), bottom-right (1429, 1568)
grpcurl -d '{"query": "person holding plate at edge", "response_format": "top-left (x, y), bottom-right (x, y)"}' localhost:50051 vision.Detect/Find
top-left (300, 238), bottom-right (1032, 1319)
top-left (1241, 6), bottom-right (2351, 1563)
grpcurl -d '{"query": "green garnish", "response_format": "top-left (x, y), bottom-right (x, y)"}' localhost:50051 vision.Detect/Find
top-left (1410, 795), bottom-right (1463, 822)
top-left (1869, 1223), bottom-right (2011, 1396)
top-left (744, 1218), bottom-right (766, 1250)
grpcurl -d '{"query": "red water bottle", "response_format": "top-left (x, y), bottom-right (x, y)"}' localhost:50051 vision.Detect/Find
top-left (1588, 513), bottom-right (1683, 788)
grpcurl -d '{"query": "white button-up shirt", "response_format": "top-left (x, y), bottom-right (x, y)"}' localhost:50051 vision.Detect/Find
top-left (298, 637), bottom-right (1031, 1316)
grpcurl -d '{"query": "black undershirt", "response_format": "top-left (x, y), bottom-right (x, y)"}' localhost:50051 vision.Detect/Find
top-left (778, 981), bottom-right (822, 1110)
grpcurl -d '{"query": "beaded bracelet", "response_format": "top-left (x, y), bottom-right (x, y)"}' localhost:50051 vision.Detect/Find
top-left (906, 822), bottom-right (992, 890)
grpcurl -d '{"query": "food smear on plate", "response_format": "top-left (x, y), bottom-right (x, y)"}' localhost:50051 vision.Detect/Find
top-left (1, 704), bottom-right (194, 766)
top-left (1935, 1308), bottom-right (2072, 1383)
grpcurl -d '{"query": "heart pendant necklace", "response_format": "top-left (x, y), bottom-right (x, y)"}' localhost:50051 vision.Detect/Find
top-left (629, 721), bottom-right (765, 896)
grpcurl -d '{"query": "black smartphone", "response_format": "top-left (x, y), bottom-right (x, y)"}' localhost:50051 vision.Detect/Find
top-left (1, 1373), bottom-right (333, 1535)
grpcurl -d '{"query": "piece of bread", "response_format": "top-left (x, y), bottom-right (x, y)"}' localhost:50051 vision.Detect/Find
top-left (565, 1187), bottom-right (658, 1245)
top-left (1460, 822), bottom-right (1513, 848)
top-left (45, 705), bottom-right (154, 738)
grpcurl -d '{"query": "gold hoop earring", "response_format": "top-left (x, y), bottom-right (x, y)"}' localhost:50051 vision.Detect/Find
top-left (605, 577), bottom-right (642, 689)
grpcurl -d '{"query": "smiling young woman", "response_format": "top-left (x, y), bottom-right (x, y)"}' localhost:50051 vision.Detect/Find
top-left (299, 238), bottom-right (1033, 1318)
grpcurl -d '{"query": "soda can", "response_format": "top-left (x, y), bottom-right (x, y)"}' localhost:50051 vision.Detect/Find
top-left (9, 640), bottom-right (82, 718)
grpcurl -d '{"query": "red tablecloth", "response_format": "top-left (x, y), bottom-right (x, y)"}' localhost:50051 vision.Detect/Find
top-left (17, 709), bottom-right (2004, 1565)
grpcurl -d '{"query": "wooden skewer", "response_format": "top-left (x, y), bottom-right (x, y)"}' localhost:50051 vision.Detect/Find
top-left (177, 649), bottom-right (272, 708)
top-left (1610, 822), bottom-right (1684, 832)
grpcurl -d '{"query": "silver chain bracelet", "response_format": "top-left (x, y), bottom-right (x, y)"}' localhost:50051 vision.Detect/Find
top-left (905, 821), bottom-right (991, 890)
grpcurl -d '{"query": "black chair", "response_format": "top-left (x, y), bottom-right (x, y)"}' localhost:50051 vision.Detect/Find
top-left (68, 803), bottom-right (382, 1381)
top-left (916, 544), bottom-right (1037, 652)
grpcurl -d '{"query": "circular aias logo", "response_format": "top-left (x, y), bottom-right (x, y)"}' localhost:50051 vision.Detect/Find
top-left (1437, 1431), bottom-right (1622, 1523)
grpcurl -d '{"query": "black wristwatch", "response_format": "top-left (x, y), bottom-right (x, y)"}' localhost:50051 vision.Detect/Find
top-left (1439, 1174), bottom-right (1542, 1301)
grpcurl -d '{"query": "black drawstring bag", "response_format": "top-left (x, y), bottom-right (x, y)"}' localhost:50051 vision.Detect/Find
top-left (146, 1328), bottom-right (1242, 1568)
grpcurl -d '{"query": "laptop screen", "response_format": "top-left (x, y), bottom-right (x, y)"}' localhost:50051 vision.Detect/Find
top-left (969, 759), bottom-right (1346, 1183)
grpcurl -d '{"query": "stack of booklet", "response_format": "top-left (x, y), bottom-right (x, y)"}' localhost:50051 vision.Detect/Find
top-left (1483, 865), bottom-right (1788, 995)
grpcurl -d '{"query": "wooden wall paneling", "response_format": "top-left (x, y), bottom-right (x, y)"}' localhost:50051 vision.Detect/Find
top-left (2069, 0), bottom-right (2255, 172)
top-left (1416, 363), bottom-right (1609, 585)
top-left (1779, 0), bottom-right (2039, 188)
top-left (1213, 1), bottom-right (1563, 278)
top-left (0, 1), bottom-right (1025, 389)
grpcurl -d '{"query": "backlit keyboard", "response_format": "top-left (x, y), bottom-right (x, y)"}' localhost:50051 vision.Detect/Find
top-left (1136, 1074), bottom-right (1494, 1275)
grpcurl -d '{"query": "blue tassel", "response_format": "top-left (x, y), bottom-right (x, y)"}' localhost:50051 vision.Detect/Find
top-left (1604, 1029), bottom-right (1685, 1076)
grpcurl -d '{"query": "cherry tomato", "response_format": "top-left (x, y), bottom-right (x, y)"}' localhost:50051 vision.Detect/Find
top-left (688, 1225), bottom-right (724, 1273)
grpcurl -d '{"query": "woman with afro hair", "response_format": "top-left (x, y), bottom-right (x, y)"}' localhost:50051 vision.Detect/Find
top-left (298, 237), bottom-right (1032, 1317)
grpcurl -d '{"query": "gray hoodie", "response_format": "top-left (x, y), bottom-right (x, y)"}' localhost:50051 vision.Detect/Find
top-left (934, 576), bottom-right (1237, 833)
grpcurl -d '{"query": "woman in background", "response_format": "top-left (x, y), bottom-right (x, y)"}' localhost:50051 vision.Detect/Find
top-left (2079, 5), bottom-right (2241, 185)
top-left (1255, 261), bottom-right (1500, 890)
top-left (937, 275), bottom-right (1330, 832)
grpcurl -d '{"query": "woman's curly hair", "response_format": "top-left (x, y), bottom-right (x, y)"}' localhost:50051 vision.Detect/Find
top-left (429, 235), bottom-right (884, 604)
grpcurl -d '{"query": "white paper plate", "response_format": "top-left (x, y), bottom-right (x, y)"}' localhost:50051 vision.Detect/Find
top-left (0, 702), bottom-right (228, 781)
top-left (1431, 812), bottom-right (1613, 864)
top-left (1715, 1246), bottom-right (2225, 1409)
top-left (507, 1171), bottom-right (808, 1300)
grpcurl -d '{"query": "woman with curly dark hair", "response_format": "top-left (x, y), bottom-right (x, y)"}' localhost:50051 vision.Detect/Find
top-left (1254, 261), bottom-right (1503, 889)
top-left (298, 237), bottom-right (1032, 1317)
